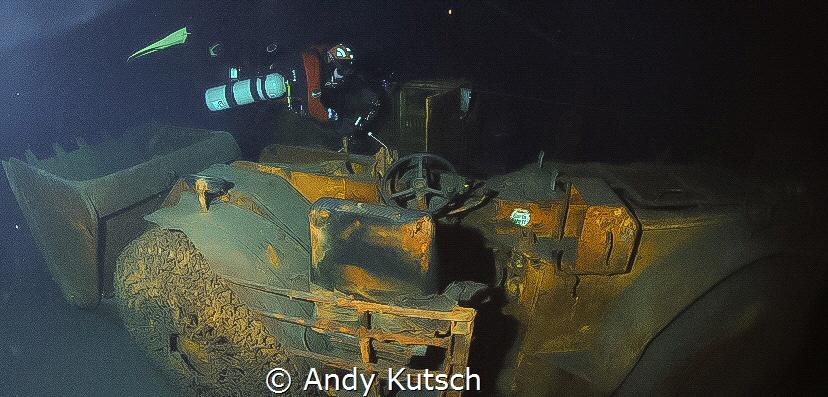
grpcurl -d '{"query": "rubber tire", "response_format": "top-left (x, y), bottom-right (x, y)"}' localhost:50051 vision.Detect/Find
top-left (115, 227), bottom-right (302, 396)
top-left (616, 255), bottom-right (827, 396)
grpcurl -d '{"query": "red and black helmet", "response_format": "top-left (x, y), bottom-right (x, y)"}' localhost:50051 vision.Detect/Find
top-left (327, 44), bottom-right (354, 63)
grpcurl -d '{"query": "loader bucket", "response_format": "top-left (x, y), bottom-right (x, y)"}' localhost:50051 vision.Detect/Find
top-left (2, 123), bottom-right (239, 308)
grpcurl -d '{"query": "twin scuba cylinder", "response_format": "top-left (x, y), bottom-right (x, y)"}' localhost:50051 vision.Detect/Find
top-left (204, 67), bottom-right (287, 112)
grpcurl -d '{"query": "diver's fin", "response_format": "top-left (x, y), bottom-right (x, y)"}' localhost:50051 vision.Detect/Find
top-left (127, 27), bottom-right (190, 61)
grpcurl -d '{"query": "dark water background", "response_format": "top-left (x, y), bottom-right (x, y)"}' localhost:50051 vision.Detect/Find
top-left (1, 1), bottom-right (825, 396)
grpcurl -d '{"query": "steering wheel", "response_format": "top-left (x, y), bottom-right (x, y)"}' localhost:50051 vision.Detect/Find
top-left (380, 153), bottom-right (459, 214)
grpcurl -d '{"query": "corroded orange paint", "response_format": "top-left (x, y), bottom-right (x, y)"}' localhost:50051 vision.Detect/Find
top-left (266, 244), bottom-right (280, 267)
top-left (399, 217), bottom-right (433, 273)
top-left (341, 265), bottom-right (394, 292)
top-left (362, 217), bottom-right (433, 274)
top-left (564, 184), bottom-right (588, 238)
top-left (309, 208), bottom-right (329, 267)
top-left (340, 220), bottom-right (361, 240)
top-left (574, 205), bottom-right (638, 274)
top-left (235, 160), bottom-right (381, 204)
top-left (494, 200), bottom-right (563, 238)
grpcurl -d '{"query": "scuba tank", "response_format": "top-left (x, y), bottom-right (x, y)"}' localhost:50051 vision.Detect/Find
top-left (204, 71), bottom-right (286, 111)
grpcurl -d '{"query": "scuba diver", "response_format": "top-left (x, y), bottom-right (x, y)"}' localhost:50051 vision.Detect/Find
top-left (204, 42), bottom-right (385, 154)
top-left (300, 44), bottom-right (383, 150)
top-left (127, 26), bottom-right (385, 154)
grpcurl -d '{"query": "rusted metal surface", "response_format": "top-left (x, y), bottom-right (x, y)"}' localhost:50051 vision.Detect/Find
top-left (458, 162), bottom-right (793, 396)
top-left (466, 176), bottom-right (645, 363)
top-left (143, 160), bottom-right (478, 394)
top-left (494, 199), bottom-right (567, 238)
top-left (121, 136), bottom-right (791, 396)
top-left (163, 177), bottom-right (267, 219)
top-left (194, 177), bottom-right (209, 212)
top-left (371, 146), bottom-right (399, 178)
top-left (225, 276), bottom-right (476, 397)
top-left (226, 280), bottom-right (475, 321)
top-left (564, 184), bottom-right (588, 237)
top-left (387, 80), bottom-right (471, 161)
top-left (233, 160), bottom-right (382, 204)
top-left (573, 206), bottom-right (638, 274)
top-left (564, 178), bottom-right (640, 275)
top-left (222, 151), bottom-right (754, 395)
top-left (309, 197), bottom-right (438, 303)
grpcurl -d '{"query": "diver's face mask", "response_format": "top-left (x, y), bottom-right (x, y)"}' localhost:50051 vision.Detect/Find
top-left (337, 61), bottom-right (355, 77)
top-left (326, 44), bottom-right (354, 85)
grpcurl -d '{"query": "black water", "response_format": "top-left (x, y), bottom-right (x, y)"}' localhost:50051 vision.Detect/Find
top-left (1, 1), bottom-right (825, 396)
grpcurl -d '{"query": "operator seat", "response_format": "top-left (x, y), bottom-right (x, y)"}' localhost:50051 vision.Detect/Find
top-left (308, 197), bottom-right (440, 306)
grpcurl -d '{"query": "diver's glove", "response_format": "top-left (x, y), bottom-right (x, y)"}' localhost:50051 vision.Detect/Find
top-left (354, 99), bottom-right (381, 131)
top-left (327, 108), bottom-right (339, 121)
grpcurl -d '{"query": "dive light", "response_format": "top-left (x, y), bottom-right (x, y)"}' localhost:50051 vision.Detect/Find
top-left (205, 72), bottom-right (286, 111)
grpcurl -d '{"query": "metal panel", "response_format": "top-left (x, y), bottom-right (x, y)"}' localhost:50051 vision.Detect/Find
top-left (3, 124), bottom-right (240, 307)
top-left (388, 80), bottom-right (470, 156)
top-left (565, 178), bottom-right (640, 275)
top-left (309, 197), bottom-right (438, 304)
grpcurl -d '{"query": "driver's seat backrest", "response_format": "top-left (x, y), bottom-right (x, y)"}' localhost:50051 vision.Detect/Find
top-left (308, 197), bottom-right (438, 303)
